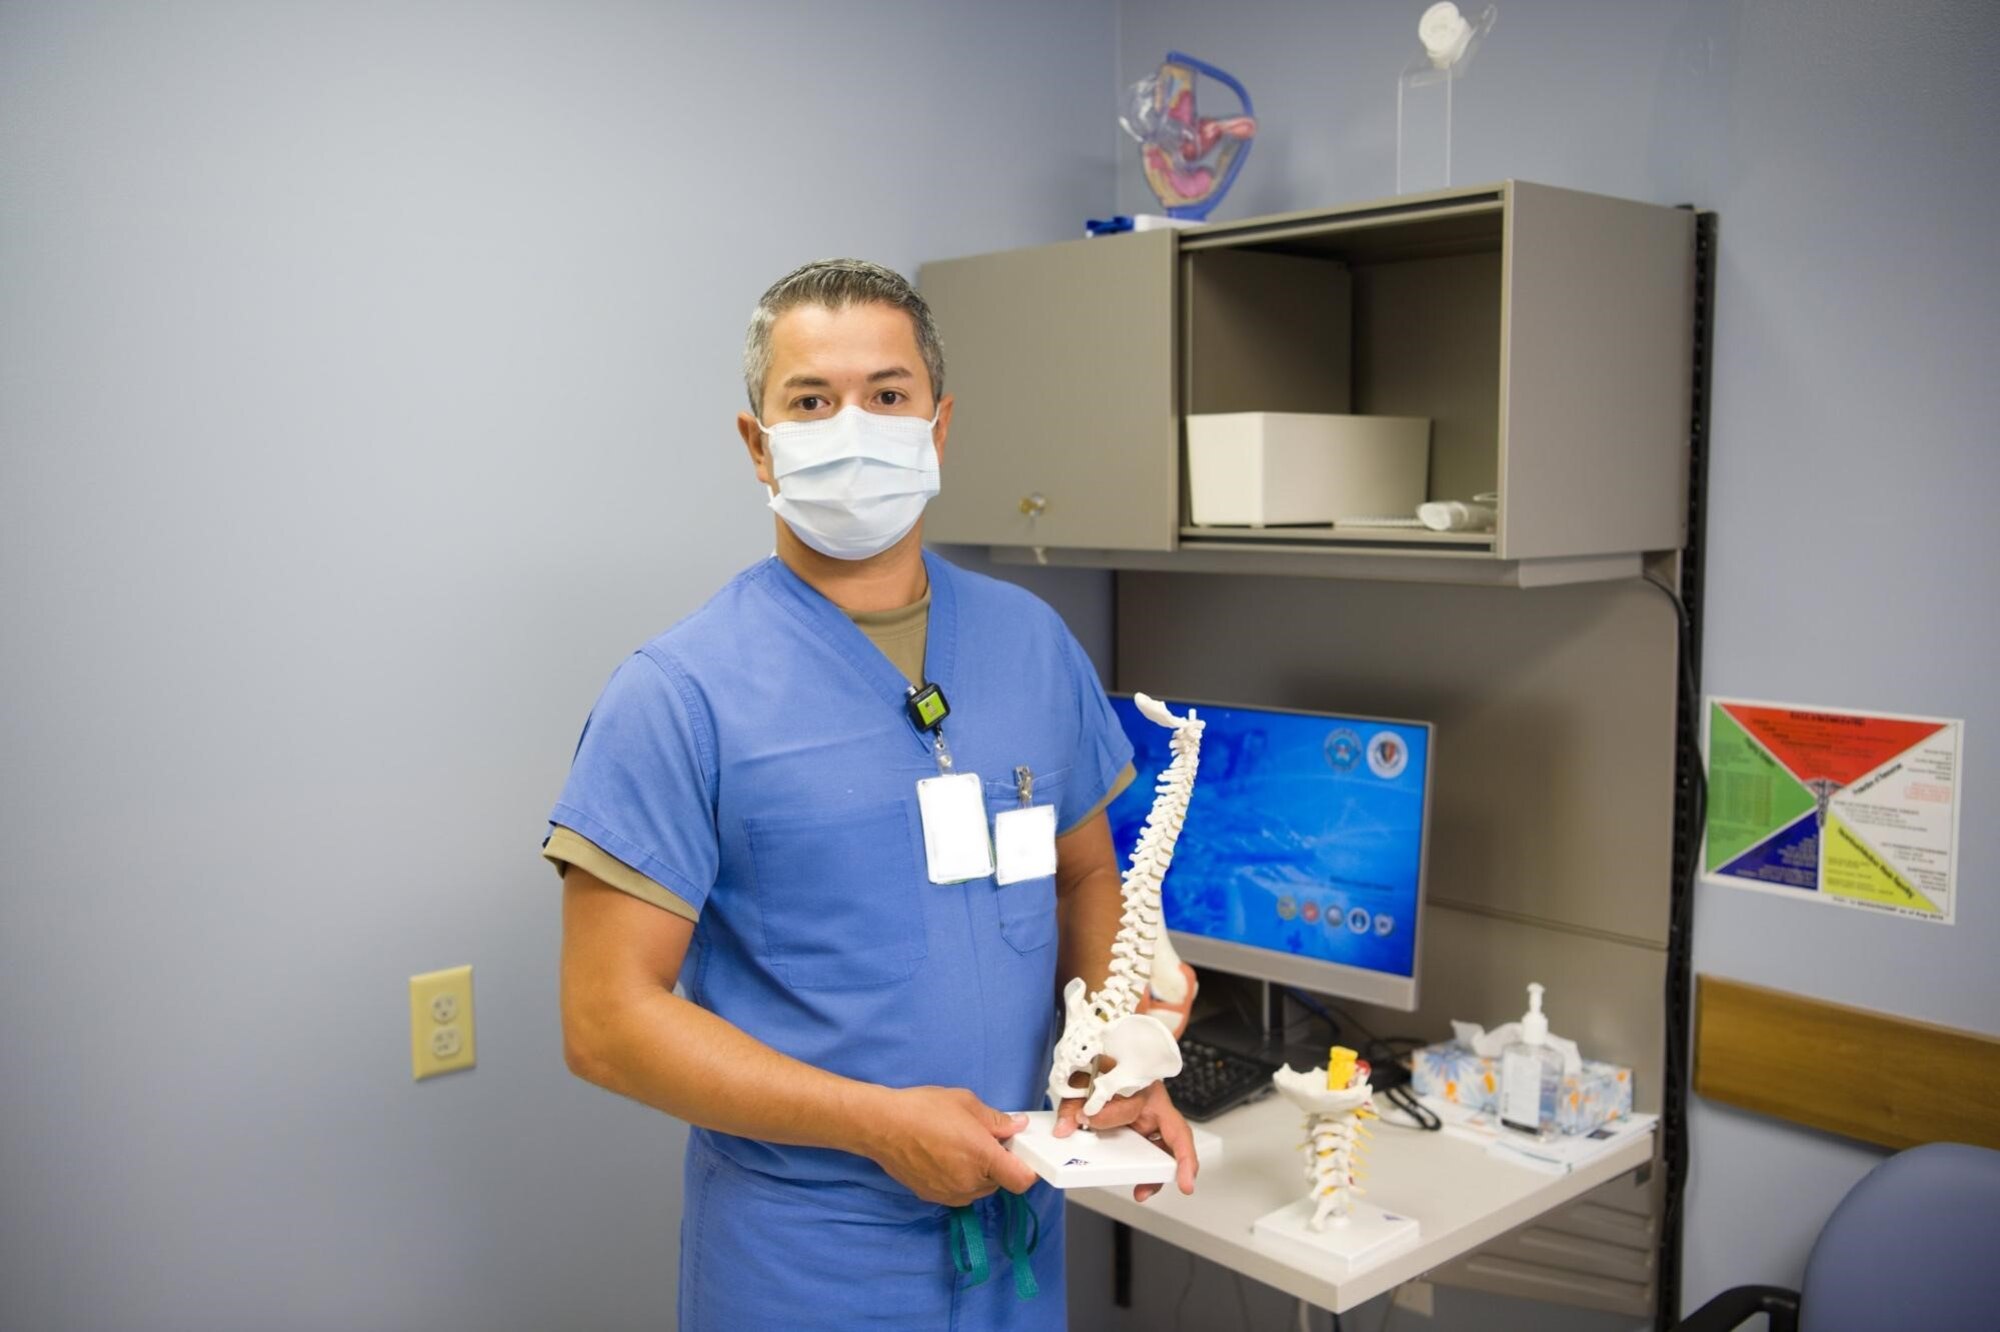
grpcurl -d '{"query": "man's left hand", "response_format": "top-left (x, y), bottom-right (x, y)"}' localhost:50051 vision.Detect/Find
top-left (1053, 1079), bottom-right (1198, 1202)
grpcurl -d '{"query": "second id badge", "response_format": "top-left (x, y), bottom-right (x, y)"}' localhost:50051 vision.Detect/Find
top-left (994, 804), bottom-right (1058, 885)
top-left (916, 773), bottom-right (995, 884)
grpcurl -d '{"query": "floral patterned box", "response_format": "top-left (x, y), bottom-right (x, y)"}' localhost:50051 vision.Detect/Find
top-left (1410, 1041), bottom-right (1633, 1136)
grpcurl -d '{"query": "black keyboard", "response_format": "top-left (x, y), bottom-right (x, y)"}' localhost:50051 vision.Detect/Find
top-left (1172, 1038), bottom-right (1281, 1122)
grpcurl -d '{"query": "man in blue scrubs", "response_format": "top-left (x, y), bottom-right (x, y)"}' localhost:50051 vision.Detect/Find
top-left (548, 259), bottom-right (1198, 1329)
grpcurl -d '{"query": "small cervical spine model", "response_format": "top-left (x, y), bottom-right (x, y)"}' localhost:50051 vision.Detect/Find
top-left (1273, 1048), bottom-right (1379, 1230)
top-left (1045, 693), bottom-right (1203, 1119)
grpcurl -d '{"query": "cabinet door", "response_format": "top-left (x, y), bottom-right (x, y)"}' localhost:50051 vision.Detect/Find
top-left (919, 230), bottom-right (1177, 551)
top-left (1500, 182), bottom-right (1694, 560)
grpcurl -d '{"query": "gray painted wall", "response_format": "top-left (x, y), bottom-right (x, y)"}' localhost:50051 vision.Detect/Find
top-left (7, 1), bottom-right (1995, 1329)
top-left (1112, 0), bottom-right (2000, 1324)
top-left (0, 3), bottom-right (1115, 1328)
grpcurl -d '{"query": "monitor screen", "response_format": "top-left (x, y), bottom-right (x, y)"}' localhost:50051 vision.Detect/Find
top-left (1105, 694), bottom-right (1433, 1011)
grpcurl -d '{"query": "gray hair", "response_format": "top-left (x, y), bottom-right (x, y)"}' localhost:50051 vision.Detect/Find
top-left (743, 258), bottom-right (945, 414)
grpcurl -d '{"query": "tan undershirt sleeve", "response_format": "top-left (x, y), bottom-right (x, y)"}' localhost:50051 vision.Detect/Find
top-left (543, 825), bottom-right (699, 922)
top-left (1063, 761), bottom-right (1137, 837)
top-left (545, 596), bottom-right (926, 924)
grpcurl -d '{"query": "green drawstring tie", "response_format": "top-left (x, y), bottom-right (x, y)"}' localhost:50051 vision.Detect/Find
top-left (948, 1205), bottom-right (990, 1289)
top-left (1000, 1191), bottom-right (1041, 1300)
top-left (948, 1194), bottom-right (1041, 1301)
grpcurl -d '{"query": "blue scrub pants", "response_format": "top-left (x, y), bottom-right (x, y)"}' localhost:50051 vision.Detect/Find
top-left (678, 1137), bottom-right (1067, 1330)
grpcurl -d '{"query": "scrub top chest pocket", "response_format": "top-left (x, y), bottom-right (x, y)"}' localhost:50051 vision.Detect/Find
top-left (983, 768), bottom-right (1068, 954)
top-left (743, 801), bottom-right (929, 989)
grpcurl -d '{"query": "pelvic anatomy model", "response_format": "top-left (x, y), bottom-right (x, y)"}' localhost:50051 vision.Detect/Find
top-left (1273, 1049), bottom-right (1379, 1230)
top-left (1045, 693), bottom-right (1204, 1119)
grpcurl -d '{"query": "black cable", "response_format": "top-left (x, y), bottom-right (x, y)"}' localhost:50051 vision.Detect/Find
top-left (1172, 1250), bottom-right (1198, 1332)
top-left (1231, 1271), bottom-right (1254, 1331)
top-left (1642, 576), bottom-right (1701, 735)
top-left (1641, 569), bottom-right (1706, 1321)
top-left (1280, 985), bottom-right (1343, 1038)
top-left (1283, 987), bottom-right (1440, 1131)
top-left (1381, 1083), bottom-right (1441, 1131)
top-left (1283, 987), bottom-right (1426, 1060)
top-left (1221, 978), bottom-right (1264, 1033)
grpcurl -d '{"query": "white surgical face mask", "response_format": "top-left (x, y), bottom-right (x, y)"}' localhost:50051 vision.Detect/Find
top-left (757, 404), bottom-right (941, 560)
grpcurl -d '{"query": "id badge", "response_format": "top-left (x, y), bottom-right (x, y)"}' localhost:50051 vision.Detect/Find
top-left (917, 773), bottom-right (994, 884)
top-left (994, 804), bottom-right (1058, 885)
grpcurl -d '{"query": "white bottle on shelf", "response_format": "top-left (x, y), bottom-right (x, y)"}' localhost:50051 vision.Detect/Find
top-left (1499, 982), bottom-right (1563, 1136)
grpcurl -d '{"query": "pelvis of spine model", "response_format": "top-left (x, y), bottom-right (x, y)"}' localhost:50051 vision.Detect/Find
top-left (1046, 693), bottom-right (1203, 1119)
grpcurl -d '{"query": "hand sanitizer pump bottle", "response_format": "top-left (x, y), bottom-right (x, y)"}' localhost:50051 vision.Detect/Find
top-left (1500, 983), bottom-right (1562, 1136)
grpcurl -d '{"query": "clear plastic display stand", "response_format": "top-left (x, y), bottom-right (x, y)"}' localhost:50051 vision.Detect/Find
top-left (1396, 2), bottom-right (1497, 195)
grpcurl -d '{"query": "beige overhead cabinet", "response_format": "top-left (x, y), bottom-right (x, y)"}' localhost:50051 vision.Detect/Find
top-left (920, 226), bottom-right (1182, 553)
top-left (920, 181), bottom-right (1697, 587)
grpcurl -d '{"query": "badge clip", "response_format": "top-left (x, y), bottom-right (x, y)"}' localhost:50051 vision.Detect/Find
top-left (907, 683), bottom-right (957, 774)
top-left (905, 683), bottom-right (950, 732)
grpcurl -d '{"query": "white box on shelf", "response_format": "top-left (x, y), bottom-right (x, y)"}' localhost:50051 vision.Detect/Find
top-left (1186, 412), bottom-right (1430, 527)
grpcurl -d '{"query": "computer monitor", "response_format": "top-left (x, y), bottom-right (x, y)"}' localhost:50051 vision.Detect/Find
top-left (1105, 694), bottom-right (1433, 1012)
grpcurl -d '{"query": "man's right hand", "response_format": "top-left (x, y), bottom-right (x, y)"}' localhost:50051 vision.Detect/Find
top-left (863, 1086), bottom-right (1039, 1207)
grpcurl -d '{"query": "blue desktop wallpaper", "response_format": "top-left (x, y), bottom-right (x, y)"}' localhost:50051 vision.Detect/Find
top-left (1106, 696), bottom-right (1430, 981)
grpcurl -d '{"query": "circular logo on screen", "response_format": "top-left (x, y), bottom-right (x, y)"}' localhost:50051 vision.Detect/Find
top-left (1346, 906), bottom-right (1372, 935)
top-left (1301, 900), bottom-right (1322, 925)
top-left (1276, 895), bottom-right (1298, 922)
top-left (1366, 731), bottom-right (1409, 779)
top-left (1324, 728), bottom-right (1363, 772)
top-left (1374, 912), bottom-right (1396, 937)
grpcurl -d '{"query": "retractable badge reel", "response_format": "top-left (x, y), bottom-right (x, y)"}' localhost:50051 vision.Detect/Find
top-left (909, 684), bottom-right (994, 884)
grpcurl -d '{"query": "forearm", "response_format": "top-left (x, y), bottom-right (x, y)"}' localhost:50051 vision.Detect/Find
top-left (557, 871), bottom-right (1033, 1207)
top-left (570, 985), bottom-right (887, 1158)
top-left (1057, 861), bottom-right (1125, 996)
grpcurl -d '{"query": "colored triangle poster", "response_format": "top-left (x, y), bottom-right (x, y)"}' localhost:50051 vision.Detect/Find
top-left (1716, 812), bottom-right (1819, 891)
top-left (1702, 698), bottom-right (1961, 924)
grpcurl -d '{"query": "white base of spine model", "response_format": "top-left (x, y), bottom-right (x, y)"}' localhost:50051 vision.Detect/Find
top-left (1045, 693), bottom-right (1203, 1120)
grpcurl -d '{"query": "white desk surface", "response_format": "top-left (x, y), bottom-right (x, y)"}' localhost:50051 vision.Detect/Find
top-left (1064, 1093), bottom-right (1654, 1314)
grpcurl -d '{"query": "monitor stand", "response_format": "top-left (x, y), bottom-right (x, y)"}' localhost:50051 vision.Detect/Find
top-left (1186, 979), bottom-right (1414, 1091)
top-left (1183, 980), bottom-right (1329, 1068)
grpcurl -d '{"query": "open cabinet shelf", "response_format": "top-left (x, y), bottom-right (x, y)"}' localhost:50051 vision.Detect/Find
top-left (920, 181), bottom-right (1695, 587)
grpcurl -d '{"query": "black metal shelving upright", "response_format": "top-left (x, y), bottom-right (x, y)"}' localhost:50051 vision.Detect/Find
top-left (1656, 206), bottom-right (1717, 1329)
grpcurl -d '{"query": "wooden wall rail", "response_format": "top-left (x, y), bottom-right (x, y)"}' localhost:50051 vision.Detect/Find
top-left (1694, 975), bottom-right (2000, 1151)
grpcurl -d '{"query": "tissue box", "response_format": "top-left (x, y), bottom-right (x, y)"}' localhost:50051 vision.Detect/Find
top-left (1186, 412), bottom-right (1430, 527)
top-left (1412, 1041), bottom-right (1634, 1136)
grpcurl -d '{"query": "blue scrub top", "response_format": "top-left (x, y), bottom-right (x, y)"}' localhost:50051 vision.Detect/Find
top-left (549, 550), bottom-right (1133, 1192)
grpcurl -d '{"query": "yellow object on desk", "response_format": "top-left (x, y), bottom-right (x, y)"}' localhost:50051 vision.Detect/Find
top-left (1326, 1045), bottom-right (1359, 1090)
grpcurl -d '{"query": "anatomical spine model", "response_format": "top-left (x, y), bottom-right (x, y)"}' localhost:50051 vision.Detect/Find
top-left (1273, 1050), bottom-right (1378, 1230)
top-left (1045, 693), bottom-right (1204, 1118)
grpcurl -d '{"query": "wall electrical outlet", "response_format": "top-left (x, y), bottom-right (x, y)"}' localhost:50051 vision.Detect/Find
top-left (410, 965), bottom-right (476, 1080)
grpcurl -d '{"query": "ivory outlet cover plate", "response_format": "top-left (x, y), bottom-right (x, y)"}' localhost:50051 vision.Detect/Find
top-left (410, 965), bottom-right (476, 1080)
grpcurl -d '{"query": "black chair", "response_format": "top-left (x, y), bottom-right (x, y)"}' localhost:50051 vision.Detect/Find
top-left (1676, 1141), bottom-right (2000, 1332)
